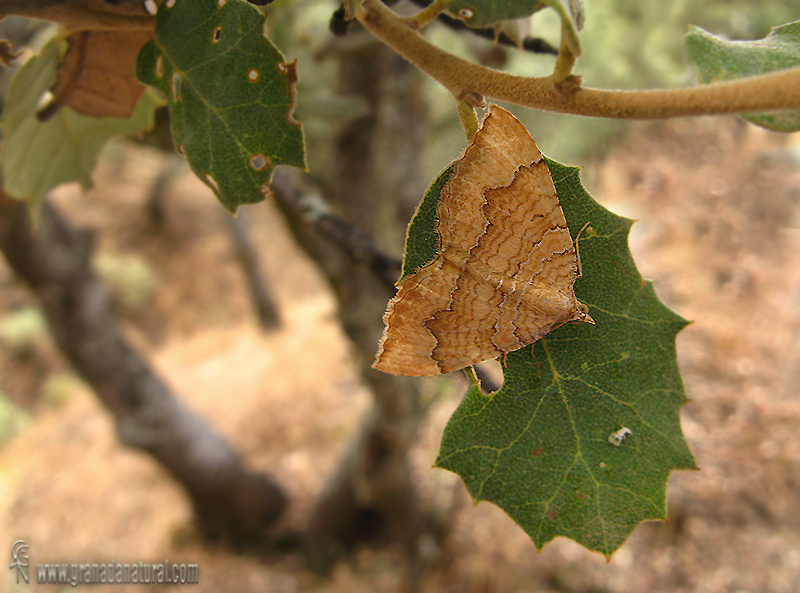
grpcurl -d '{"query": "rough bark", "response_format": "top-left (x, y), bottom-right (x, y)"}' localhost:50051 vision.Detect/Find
top-left (272, 32), bottom-right (435, 582)
top-left (0, 192), bottom-right (287, 541)
top-left (273, 171), bottom-right (432, 580)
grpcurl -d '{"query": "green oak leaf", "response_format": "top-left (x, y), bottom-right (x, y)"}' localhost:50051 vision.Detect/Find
top-left (409, 157), bottom-right (696, 556)
top-left (136, 0), bottom-right (306, 213)
top-left (0, 37), bottom-right (159, 212)
top-left (446, 0), bottom-right (542, 27)
top-left (686, 22), bottom-right (800, 132)
top-left (399, 162), bottom-right (454, 279)
top-left (446, 0), bottom-right (583, 55)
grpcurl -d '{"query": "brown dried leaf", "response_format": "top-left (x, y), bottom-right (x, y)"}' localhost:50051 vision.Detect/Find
top-left (43, 30), bottom-right (153, 120)
top-left (0, 0), bottom-right (154, 31)
top-left (374, 105), bottom-right (593, 376)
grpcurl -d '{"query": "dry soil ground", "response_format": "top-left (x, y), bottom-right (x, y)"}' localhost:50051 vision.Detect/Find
top-left (2, 116), bottom-right (800, 593)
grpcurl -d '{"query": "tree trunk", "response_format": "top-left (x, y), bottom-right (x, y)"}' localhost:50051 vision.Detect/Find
top-left (273, 32), bottom-right (436, 581)
top-left (0, 192), bottom-right (287, 541)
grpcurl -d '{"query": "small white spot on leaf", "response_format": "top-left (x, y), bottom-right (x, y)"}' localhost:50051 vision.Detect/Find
top-left (37, 90), bottom-right (53, 110)
top-left (250, 154), bottom-right (270, 171)
top-left (143, 0), bottom-right (158, 15)
top-left (170, 72), bottom-right (181, 101)
top-left (165, 0), bottom-right (176, 7)
top-left (212, 25), bottom-right (223, 44)
top-left (457, 7), bottom-right (475, 20)
top-left (155, 55), bottom-right (164, 78)
top-left (176, 144), bottom-right (186, 156)
top-left (247, 68), bottom-right (260, 82)
top-left (205, 174), bottom-right (219, 192)
top-left (218, 0), bottom-right (227, 6)
top-left (608, 427), bottom-right (632, 447)
top-left (260, 183), bottom-right (272, 196)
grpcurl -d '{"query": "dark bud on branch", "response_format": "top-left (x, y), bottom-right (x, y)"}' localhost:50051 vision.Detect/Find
top-left (330, 5), bottom-right (350, 37)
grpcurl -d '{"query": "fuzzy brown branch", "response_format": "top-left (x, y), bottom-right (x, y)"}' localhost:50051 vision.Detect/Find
top-left (357, 0), bottom-right (800, 120)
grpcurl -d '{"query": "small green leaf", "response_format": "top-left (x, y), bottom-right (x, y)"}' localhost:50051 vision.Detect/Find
top-left (0, 38), bottom-right (159, 211)
top-left (399, 162), bottom-right (454, 279)
top-left (446, 0), bottom-right (543, 28)
top-left (686, 22), bottom-right (800, 132)
top-left (136, 0), bottom-right (306, 213)
top-left (446, 0), bottom-right (583, 55)
top-left (416, 159), bottom-right (696, 556)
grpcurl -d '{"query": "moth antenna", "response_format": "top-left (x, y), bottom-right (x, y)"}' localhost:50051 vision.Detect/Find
top-left (574, 221), bottom-right (591, 279)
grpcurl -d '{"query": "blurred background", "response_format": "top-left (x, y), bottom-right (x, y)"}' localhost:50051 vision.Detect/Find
top-left (2, 1), bottom-right (800, 591)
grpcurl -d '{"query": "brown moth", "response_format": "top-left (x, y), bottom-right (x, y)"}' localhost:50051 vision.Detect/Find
top-left (374, 105), bottom-right (594, 376)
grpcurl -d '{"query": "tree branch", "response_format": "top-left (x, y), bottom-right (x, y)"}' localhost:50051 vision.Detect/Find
top-left (0, 191), bottom-right (288, 541)
top-left (357, 0), bottom-right (800, 119)
top-left (271, 172), bottom-right (402, 292)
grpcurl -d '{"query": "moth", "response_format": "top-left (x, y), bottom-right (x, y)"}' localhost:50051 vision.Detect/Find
top-left (374, 105), bottom-right (593, 376)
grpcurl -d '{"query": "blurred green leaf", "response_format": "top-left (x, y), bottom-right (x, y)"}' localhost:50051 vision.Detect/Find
top-left (0, 38), bottom-right (159, 211)
top-left (94, 253), bottom-right (158, 312)
top-left (0, 394), bottom-right (30, 448)
top-left (136, 0), bottom-right (307, 213)
top-left (446, 0), bottom-right (583, 54)
top-left (446, 0), bottom-right (543, 27)
top-left (400, 162), bottom-right (454, 279)
top-left (42, 373), bottom-right (85, 410)
top-left (405, 158), bottom-right (697, 556)
top-left (0, 307), bottom-right (49, 356)
top-left (686, 21), bottom-right (800, 132)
